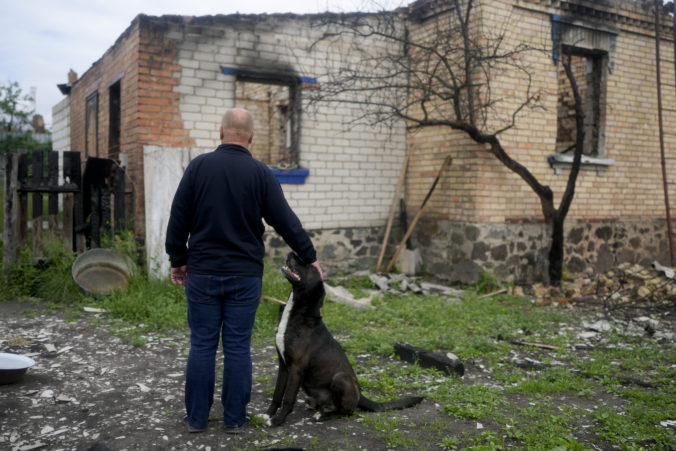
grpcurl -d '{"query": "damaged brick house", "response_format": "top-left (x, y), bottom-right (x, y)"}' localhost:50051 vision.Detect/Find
top-left (52, 0), bottom-right (675, 282)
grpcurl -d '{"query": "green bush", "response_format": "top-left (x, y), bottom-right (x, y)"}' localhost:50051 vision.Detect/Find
top-left (1, 236), bottom-right (84, 304)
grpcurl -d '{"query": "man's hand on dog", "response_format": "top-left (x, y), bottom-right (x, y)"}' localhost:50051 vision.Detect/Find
top-left (311, 261), bottom-right (324, 280)
top-left (171, 265), bottom-right (187, 286)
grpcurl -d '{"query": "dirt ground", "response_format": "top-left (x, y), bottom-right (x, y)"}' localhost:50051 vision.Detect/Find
top-left (0, 300), bottom-right (442, 451)
top-left (0, 297), bottom-right (673, 451)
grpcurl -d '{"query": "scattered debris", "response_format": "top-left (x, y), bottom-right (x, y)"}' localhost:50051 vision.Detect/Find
top-left (501, 339), bottom-right (560, 351)
top-left (508, 356), bottom-right (656, 388)
top-left (55, 394), bottom-right (73, 403)
top-left (323, 284), bottom-right (373, 309)
top-left (319, 274), bottom-right (463, 308)
top-left (527, 262), bottom-right (676, 311)
top-left (477, 288), bottom-right (508, 299)
top-left (652, 261), bottom-right (675, 279)
top-left (369, 273), bottom-right (463, 299)
top-left (4, 337), bottom-right (35, 347)
top-left (40, 390), bottom-right (54, 398)
top-left (394, 342), bottom-right (464, 376)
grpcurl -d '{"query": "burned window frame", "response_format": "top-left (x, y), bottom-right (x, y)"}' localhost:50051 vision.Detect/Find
top-left (555, 47), bottom-right (608, 158)
top-left (85, 91), bottom-right (99, 159)
top-left (223, 67), bottom-right (303, 168)
top-left (107, 74), bottom-right (123, 161)
top-left (548, 15), bottom-right (619, 174)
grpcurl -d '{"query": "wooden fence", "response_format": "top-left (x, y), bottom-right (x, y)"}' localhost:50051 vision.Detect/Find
top-left (2, 150), bottom-right (129, 267)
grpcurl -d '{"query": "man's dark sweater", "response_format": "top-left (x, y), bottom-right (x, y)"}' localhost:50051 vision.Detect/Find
top-left (165, 144), bottom-right (316, 277)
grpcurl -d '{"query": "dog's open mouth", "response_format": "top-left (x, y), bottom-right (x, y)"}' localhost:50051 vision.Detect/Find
top-left (281, 265), bottom-right (301, 282)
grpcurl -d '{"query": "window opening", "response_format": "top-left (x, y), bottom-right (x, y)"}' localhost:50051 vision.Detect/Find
top-left (85, 92), bottom-right (99, 158)
top-left (108, 81), bottom-right (121, 160)
top-left (556, 48), bottom-right (607, 157)
top-left (234, 77), bottom-right (299, 167)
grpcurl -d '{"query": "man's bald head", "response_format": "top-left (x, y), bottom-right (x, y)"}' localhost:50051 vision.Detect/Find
top-left (220, 108), bottom-right (254, 147)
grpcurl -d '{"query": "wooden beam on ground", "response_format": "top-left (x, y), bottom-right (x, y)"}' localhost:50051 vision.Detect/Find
top-left (262, 294), bottom-right (287, 306)
top-left (394, 342), bottom-right (464, 376)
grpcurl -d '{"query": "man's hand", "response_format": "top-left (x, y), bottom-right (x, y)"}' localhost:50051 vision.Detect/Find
top-left (171, 265), bottom-right (187, 286)
top-left (311, 261), bottom-right (324, 281)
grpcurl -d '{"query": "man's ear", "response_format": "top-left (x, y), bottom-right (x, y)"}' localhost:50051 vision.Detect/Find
top-left (248, 131), bottom-right (254, 145)
top-left (220, 126), bottom-right (224, 141)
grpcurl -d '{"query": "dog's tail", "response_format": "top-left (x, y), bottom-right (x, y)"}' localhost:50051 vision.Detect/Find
top-left (358, 395), bottom-right (423, 412)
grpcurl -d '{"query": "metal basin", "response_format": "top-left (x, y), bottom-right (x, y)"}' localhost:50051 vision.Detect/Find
top-left (0, 353), bottom-right (35, 385)
top-left (72, 248), bottom-right (134, 295)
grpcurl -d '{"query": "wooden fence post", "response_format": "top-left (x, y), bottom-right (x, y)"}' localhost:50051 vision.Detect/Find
top-left (31, 150), bottom-right (45, 258)
top-left (62, 152), bottom-right (74, 253)
top-left (2, 152), bottom-right (21, 268)
top-left (71, 152), bottom-right (85, 253)
top-left (48, 151), bottom-right (59, 232)
top-left (18, 153), bottom-right (28, 249)
top-left (113, 165), bottom-right (126, 232)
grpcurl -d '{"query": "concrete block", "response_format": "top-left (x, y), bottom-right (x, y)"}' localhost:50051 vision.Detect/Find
top-left (397, 248), bottom-right (423, 276)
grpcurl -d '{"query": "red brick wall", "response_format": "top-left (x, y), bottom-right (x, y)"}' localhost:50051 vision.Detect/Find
top-left (69, 15), bottom-right (194, 237)
top-left (131, 17), bottom-right (193, 235)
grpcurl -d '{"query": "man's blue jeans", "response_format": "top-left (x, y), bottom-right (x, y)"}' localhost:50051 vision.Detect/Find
top-left (184, 274), bottom-right (261, 428)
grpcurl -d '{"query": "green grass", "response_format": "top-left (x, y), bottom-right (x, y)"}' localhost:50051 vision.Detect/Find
top-left (1, 237), bottom-right (674, 450)
top-left (0, 185), bottom-right (4, 259)
top-left (0, 184), bottom-right (4, 231)
top-left (360, 415), bottom-right (419, 448)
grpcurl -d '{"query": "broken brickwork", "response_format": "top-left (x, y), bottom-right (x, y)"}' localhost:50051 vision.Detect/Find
top-left (58, 0), bottom-right (675, 280)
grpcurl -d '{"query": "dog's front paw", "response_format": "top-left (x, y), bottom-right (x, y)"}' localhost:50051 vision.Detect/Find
top-left (269, 414), bottom-right (285, 427)
top-left (259, 413), bottom-right (271, 427)
top-left (266, 404), bottom-right (279, 417)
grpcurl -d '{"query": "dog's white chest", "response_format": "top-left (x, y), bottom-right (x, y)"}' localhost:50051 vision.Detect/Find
top-left (275, 292), bottom-right (294, 364)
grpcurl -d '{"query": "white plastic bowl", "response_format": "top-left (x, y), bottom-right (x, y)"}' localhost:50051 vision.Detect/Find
top-left (0, 352), bottom-right (36, 384)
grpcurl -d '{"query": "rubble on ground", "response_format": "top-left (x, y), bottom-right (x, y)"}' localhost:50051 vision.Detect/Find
top-left (324, 272), bottom-right (465, 308)
top-left (326, 261), bottom-right (676, 315)
top-left (525, 261), bottom-right (676, 310)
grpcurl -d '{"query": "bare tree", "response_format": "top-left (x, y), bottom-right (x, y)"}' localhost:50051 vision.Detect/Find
top-left (311, 0), bottom-right (585, 284)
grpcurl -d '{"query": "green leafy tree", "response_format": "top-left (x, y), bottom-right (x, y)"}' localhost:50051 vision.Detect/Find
top-left (0, 81), bottom-right (50, 156)
top-left (0, 81), bottom-right (33, 132)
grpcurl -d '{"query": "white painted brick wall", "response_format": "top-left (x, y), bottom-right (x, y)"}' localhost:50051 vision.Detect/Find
top-left (51, 97), bottom-right (70, 151)
top-left (170, 15), bottom-right (407, 231)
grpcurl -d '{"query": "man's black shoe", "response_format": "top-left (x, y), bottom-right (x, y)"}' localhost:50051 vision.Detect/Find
top-left (183, 415), bottom-right (207, 433)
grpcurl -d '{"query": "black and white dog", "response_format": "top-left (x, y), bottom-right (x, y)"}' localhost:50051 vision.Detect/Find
top-left (266, 253), bottom-right (423, 427)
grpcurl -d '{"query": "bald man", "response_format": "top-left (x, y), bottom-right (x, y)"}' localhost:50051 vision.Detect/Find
top-left (166, 108), bottom-right (322, 434)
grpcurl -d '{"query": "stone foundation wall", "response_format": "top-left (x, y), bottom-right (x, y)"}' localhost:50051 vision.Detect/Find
top-left (409, 218), bottom-right (671, 284)
top-left (263, 218), bottom-right (670, 283)
top-left (264, 226), bottom-right (402, 275)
